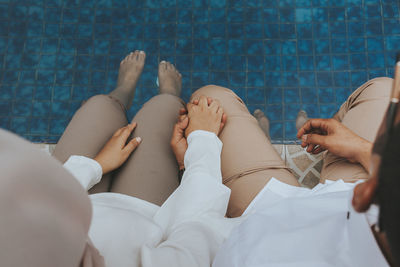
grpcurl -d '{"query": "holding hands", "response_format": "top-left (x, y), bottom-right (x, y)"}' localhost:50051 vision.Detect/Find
top-left (297, 118), bottom-right (372, 171)
top-left (171, 96), bottom-right (227, 170)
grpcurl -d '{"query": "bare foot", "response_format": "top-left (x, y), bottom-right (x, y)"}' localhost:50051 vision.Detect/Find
top-left (110, 50), bottom-right (146, 109)
top-left (254, 109), bottom-right (270, 139)
top-left (296, 110), bottom-right (309, 131)
top-left (158, 61), bottom-right (182, 96)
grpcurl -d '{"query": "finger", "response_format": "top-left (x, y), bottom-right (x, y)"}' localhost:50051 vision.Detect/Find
top-left (179, 114), bottom-right (187, 122)
top-left (302, 133), bottom-right (327, 150)
top-left (306, 143), bottom-right (316, 153)
top-left (207, 97), bottom-right (213, 106)
top-left (114, 127), bottom-right (125, 137)
top-left (219, 113), bottom-right (228, 133)
top-left (178, 115), bottom-right (189, 129)
top-left (222, 113), bottom-right (227, 125)
top-left (216, 106), bottom-right (224, 121)
top-left (123, 137), bottom-right (141, 154)
top-left (297, 119), bottom-right (329, 139)
top-left (198, 95), bottom-right (208, 108)
top-left (120, 123), bottom-right (136, 143)
top-left (179, 108), bottom-right (187, 115)
top-left (171, 120), bottom-right (186, 143)
top-left (209, 99), bottom-right (220, 112)
top-left (312, 146), bottom-right (325, 154)
top-left (186, 103), bottom-right (194, 115)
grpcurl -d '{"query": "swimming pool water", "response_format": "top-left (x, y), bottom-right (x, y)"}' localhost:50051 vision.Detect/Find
top-left (0, 0), bottom-right (399, 142)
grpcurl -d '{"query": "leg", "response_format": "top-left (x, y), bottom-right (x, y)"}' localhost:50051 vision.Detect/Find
top-left (53, 95), bottom-right (128, 193)
top-left (190, 85), bottom-right (299, 217)
top-left (111, 61), bottom-right (184, 206)
top-left (53, 51), bottom-right (145, 193)
top-left (321, 77), bottom-right (392, 183)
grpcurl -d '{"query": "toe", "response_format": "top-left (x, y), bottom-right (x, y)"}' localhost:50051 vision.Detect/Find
top-left (159, 61), bottom-right (167, 70)
top-left (133, 50), bottom-right (140, 60)
top-left (139, 51), bottom-right (146, 61)
top-left (125, 52), bottom-right (132, 61)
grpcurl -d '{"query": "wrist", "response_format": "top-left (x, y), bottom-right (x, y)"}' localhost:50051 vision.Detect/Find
top-left (93, 157), bottom-right (109, 174)
top-left (355, 140), bottom-right (373, 172)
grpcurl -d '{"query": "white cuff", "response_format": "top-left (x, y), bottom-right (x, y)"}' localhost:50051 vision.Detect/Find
top-left (187, 130), bottom-right (222, 148)
top-left (63, 155), bottom-right (103, 190)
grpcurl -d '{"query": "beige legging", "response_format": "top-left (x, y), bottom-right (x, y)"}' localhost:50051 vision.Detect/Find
top-left (53, 94), bottom-right (186, 206)
top-left (53, 77), bottom-right (392, 217)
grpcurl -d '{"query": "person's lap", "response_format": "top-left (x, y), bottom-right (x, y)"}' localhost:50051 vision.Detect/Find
top-left (53, 92), bottom-right (184, 205)
top-left (110, 94), bottom-right (185, 206)
top-left (321, 77), bottom-right (392, 183)
top-left (190, 85), bottom-right (299, 217)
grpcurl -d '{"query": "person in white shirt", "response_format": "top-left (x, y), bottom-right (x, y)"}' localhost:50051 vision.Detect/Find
top-left (213, 77), bottom-right (398, 266)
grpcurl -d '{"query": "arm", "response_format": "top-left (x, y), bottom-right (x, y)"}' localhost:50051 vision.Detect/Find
top-left (146, 96), bottom-right (239, 266)
top-left (170, 97), bottom-right (227, 171)
top-left (147, 131), bottom-right (239, 267)
top-left (297, 118), bottom-right (373, 172)
top-left (154, 130), bottom-right (228, 230)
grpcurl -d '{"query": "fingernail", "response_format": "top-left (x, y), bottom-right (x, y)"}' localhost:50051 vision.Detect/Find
top-left (136, 137), bottom-right (142, 143)
top-left (139, 51), bottom-right (145, 54)
top-left (302, 134), bottom-right (308, 142)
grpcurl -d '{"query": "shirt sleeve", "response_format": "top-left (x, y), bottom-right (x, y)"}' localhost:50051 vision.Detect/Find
top-left (63, 155), bottom-right (103, 191)
top-left (145, 130), bottom-right (242, 267)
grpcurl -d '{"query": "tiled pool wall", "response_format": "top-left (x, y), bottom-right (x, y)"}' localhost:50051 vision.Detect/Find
top-left (0, 0), bottom-right (399, 143)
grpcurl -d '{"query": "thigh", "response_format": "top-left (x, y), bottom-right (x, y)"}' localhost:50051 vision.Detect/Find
top-left (53, 95), bottom-right (128, 193)
top-left (321, 77), bottom-right (392, 182)
top-left (191, 85), bottom-right (299, 217)
top-left (111, 94), bottom-right (185, 206)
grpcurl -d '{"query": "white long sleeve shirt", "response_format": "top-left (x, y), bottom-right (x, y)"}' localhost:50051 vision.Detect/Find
top-left (213, 178), bottom-right (389, 267)
top-left (63, 130), bottom-right (242, 267)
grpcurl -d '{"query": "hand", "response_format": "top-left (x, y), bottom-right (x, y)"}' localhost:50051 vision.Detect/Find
top-left (94, 123), bottom-right (141, 174)
top-left (185, 95), bottom-right (227, 137)
top-left (297, 118), bottom-right (372, 170)
top-left (170, 114), bottom-right (189, 170)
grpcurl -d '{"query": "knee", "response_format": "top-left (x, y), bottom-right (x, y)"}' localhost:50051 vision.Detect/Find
top-left (83, 94), bottom-right (125, 112)
top-left (369, 77), bottom-right (393, 90)
top-left (86, 94), bottom-right (110, 105)
top-left (145, 94), bottom-right (184, 106)
top-left (364, 77), bottom-right (393, 97)
top-left (191, 85), bottom-right (236, 100)
top-left (82, 95), bottom-right (112, 106)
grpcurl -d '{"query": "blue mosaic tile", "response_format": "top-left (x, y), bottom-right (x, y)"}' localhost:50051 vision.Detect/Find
top-left (30, 118), bottom-right (49, 135)
top-left (270, 121), bottom-right (283, 140)
top-left (0, 0), bottom-right (398, 142)
top-left (284, 121), bottom-right (297, 140)
top-left (11, 117), bottom-right (29, 135)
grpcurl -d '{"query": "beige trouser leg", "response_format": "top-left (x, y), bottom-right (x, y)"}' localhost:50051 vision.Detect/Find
top-left (321, 77), bottom-right (393, 183)
top-left (111, 94), bottom-right (185, 206)
top-left (53, 95), bottom-right (128, 193)
top-left (191, 85), bottom-right (299, 217)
